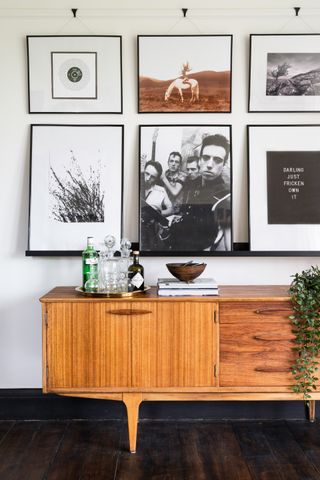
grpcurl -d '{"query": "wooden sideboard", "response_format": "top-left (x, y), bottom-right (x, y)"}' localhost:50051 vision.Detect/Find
top-left (40, 286), bottom-right (318, 453)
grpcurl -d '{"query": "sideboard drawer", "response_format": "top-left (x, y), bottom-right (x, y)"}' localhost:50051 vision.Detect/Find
top-left (220, 301), bottom-right (293, 324)
top-left (220, 322), bottom-right (296, 386)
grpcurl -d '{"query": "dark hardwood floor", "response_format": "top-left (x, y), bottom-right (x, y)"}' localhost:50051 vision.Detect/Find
top-left (0, 419), bottom-right (320, 479)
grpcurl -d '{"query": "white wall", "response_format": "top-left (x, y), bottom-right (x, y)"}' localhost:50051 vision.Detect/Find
top-left (1, 0), bottom-right (320, 387)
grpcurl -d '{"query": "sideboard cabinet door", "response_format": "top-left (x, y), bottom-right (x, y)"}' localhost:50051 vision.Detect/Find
top-left (131, 302), bottom-right (218, 388)
top-left (46, 302), bottom-right (131, 389)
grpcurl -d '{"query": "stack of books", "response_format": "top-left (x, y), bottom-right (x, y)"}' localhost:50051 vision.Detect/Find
top-left (157, 278), bottom-right (219, 297)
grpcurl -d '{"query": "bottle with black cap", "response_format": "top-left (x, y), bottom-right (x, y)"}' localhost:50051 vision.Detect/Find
top-left (128, 250), bottom-right (144, 291)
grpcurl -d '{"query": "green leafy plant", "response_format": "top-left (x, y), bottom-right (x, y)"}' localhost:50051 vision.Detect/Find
top-left (289, 265), bottom-right (320, 399)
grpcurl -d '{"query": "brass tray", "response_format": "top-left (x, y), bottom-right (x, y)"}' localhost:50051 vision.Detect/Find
top-left (75, 286), bottom-right (150, 298)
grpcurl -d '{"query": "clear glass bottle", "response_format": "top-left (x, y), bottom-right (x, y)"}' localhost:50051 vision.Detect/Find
top-left (82, 236), bottom-right (98, 288)
top-left (128, 250), bottom-right (144, 291)
top-left (119, 238), bottom-right (132, 292)
top-left (98, 235), bottom-right (119, 293)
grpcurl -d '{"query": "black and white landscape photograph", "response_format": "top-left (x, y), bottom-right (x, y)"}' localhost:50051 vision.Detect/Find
top-left (266, 52), bottom-right (320, 96)
top-left (249, 34), bottom-right (320, 111)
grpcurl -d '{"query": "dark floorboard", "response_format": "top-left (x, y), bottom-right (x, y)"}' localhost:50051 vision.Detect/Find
top-left (6, 421), bottom-right (67, 480)
top-left (233, 421), bottom-right (286, 480)
top-left (0, 420), bottom-right (319, 480)
top-left (288, 421), bottom-right (320, 474)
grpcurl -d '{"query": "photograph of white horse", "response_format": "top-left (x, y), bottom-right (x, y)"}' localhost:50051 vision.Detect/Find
top-left (138, 35), bottom-right (232, 113)
top-left (164, 78), bottom-right (199, 103)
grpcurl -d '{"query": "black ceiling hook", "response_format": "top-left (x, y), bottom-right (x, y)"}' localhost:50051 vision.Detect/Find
top-left (71, 8), bottom-right (78, 18)
top-left (294, 7), bottom-right (300, 16)
top-left (182, 8), bottom-right (188, 18)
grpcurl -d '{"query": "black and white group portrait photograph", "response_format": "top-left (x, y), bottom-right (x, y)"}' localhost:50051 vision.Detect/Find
top-left (139, 125), bottom-right (232, 254)
top-left (138, 35), bottom-right (232, 113)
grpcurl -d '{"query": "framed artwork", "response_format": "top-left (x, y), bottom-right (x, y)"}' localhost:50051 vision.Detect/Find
top-left (139, 125), bottom-right (232, 255)
top-left (248, 125), bottom-right (320, 252)
top-left (249, 34), bottom-right (320, 112)
top-left (27, 36), bottom-right (122, 113)
top-left (27, 124), bottom-right (123, 254)
top-left (138, 35), bottom-right (232, 113)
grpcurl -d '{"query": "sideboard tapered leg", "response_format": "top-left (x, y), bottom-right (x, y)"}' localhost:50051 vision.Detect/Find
top-left (307, 400), bottom-right (316, 422)
top-left (123, 393), bottom-right (142, 453)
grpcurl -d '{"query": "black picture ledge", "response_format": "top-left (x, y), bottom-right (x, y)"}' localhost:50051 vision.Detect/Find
top-left (25, 243), bottom-right (320, 257)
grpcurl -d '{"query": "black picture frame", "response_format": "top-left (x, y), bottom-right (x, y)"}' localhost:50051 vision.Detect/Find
top-left (26, 124), bottom-right (124, 256)
top-left (139, 124), bottom-right (233, 256)
top-left (27, 35), bottom-right (123, 114)
top-left (248, 124), bottom-right (320, 253)
top-left (249, 34), bottom-right (320, 112)
top-left (137, 35), bottom-right (232, 114)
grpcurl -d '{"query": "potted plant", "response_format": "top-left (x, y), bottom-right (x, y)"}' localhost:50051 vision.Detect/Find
top-left (289, 265), bottom-right (320, 401)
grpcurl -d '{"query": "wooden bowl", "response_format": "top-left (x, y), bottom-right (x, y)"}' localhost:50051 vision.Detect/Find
top-left (166, 263), bottom-right (207, 282)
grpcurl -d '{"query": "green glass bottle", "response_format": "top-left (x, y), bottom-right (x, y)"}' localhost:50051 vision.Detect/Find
top-left (128, 250), bottom-right (144, 291)
top-left (82, 236), bottom-right (98, 289)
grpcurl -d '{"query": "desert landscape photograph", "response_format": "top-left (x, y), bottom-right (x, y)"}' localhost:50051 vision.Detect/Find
top-left (138, 35), bottom-right (232, 113)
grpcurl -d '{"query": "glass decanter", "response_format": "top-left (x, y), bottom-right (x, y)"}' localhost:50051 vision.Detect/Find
top-left (119, 238), bottom-right (132, 292)
top-left (98, 235), bottom-right (119, 293)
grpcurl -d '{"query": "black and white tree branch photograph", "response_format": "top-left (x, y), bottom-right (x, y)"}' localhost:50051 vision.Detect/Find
top-left (266, 53), bottom-right (320, 96)
top-left (49, 150), bottom-right (105, 223)
top-left (28, 125), bottom-right (123, 252)
top-left (249, 34), bottom-right (320, 111)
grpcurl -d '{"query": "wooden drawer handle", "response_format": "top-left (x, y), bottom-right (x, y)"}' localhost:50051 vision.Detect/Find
top-left (253, 335), bottom-right (291, 342)
top-left (254, 309), bottom-right (291, 315)
top-left (131, 309), bottom-right (152, 315)
top-left (254, 367), bottom-right (291, 373)
top-left (108, 309), bottom-right (152, 316)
